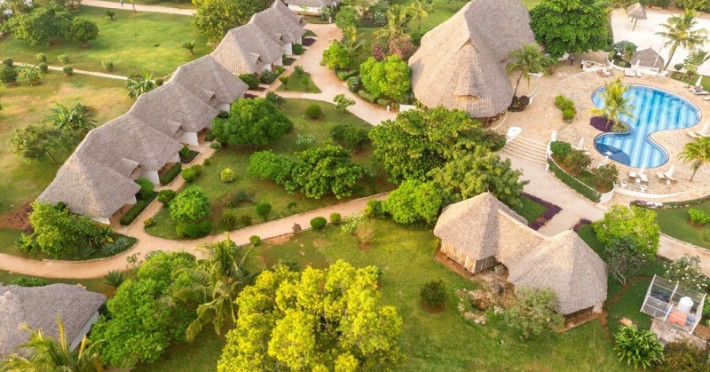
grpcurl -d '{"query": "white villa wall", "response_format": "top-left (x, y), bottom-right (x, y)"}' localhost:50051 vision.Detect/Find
top-left (217, 102), bottom-right (230, 112)
top-left (178, 131), bottom-right (199, 146)
top-left (283, 42), bottom-right (293, 56)
top-left (141, 170), bottom-right (160, 185)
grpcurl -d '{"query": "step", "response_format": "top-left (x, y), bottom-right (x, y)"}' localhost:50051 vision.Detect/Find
top-left (500, 146), bottom-right (547, 166)
top-left (510, 136), bottom-right (547, 151)
top-left (504, 139), bottom-right (547, 156)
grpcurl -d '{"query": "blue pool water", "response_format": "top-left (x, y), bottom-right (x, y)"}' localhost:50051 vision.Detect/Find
top-left (592, 85), bottom-right (701, 168)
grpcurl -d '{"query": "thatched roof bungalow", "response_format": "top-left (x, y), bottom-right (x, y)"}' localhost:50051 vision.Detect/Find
top-left (0, 284), bottom-right (106, 358)
top-left (170, 55), bottom-right (248, 111)
top-left (251, 0), bottom-right (306, 55)
top-left (409, 0), bottom-right (535, 120)
top-left (211, 22), bottom-right (284, 75)
top-left (283, 0), bottom-right (340, 15)
top-left (631, 48), bottom-right (664, 69)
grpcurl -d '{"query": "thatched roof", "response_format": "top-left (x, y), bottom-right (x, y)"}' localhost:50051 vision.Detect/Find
top-left (631, 48), bottom-right (664, 69)
top-left (271, 0), bottom-right (306, 27)
top-left (130, 82), bottom-right (219, 135)
top-left (170, 55), bottom-right (248, 106)
top-left (409, 0), bottom-right (535, 118)
top-left (626, 3), bottom-right (647, 20)
top-left (507, 231), bottom-right (608, 315)
top-left (251, 2), bottom-right (306, 45)
top-left (284, 0), bottom-right (339, 7)
top-left (0, 284), bottom-right (106, 358)
top-left (434, 193), bottom-right (543, 264)
top-left (211, 23), bottom-right (284, 74)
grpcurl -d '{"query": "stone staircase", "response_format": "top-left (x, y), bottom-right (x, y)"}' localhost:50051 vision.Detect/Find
top-left (500, 136), bottom-right (548, 166)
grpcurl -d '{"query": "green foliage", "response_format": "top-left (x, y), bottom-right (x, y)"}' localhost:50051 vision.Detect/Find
top-left (181, 40), bottom-right (196, 55)
top-left (676, 0), bottom-right (710, 9)
top-left (265, 91), bottom-right (285, 106)
top-left (182, 167), bottom-right (198, 183)
top-left (169, 186), bottom-right (210, 223)
top-left (593, 205), bottom-right (660, 256)
top-left (563, 149), bottom-right (592, 176)
top-left (420, 279), bottom-right (447, 308)
top-left (289, 145), bottom-right (365, 199)
top-left (329, 212), bottom-right (341, 225)
top-left (562, 109), bottom-right (575, 122)
top-left (321, 40), bottom-right (352, 70)
top-left (160, 163), bottom-right (182, 185)
top-left (591, 78), bottom-right (634, 127)
top-left (664, 254), bottom-right (708, 291)
top-left (550, 140), bottom-right (572, 158)
top-left (357, 89), bottom-right (376, 103)
top-left (333, 93), bottom-right (355, 111)
top-left (217, 261), bottom-right (404, 372)
top-left (504, 287), bottom-right (564, 339)
top-left (548, 160), bottom-right (601, 202)
top-left (105, 270), bottom-right (124, 288)
top-left (529, 0), bottom-right (611, 58)
top-left (613, 325), bottom-right (664, 369)
top-left (191, 0), bottom-right (269, 42)
top-left (126, 72), bottom-right (156, 99)
top-left (9, 124), bottom-right (65, 164)
top-left (68, 17), bottom-right (99, 47)
top-left (212, 98), bottom-right (293, 146)
top-left (91, 251), bottom-right (197, 368)
top-left (58, 55), bottom-right (69, 64)
top-left (248, 150), bottom-right (293, 185)
top-left (135, 178), bottom-right (154, 200)
top-left (101, 60), bottom-right (114, 72)
top-left (9, 276), bottom-right (48, 287)
top-left (346, 76), bottom-right (360, 92)
top-left (310, 216), bottom-right (327, 230)
top-left (659, 341), bottom-right (709, 372)
top-left (506, 43), bottom-right (550, 97)
top-left (220, 167), bottom-right (236, 183)
top-left (364, 199), bottom-right (387, 219)
top-left (591, 163), bottom-right (619, 191)
top-left (255, 202), bottom-right (271, 221)
top-left (238, 74), bottom-right (259, 89)
top-left (38, 62), bottom-right (48, 73)
top-left (554, 95), bottom-right (575, 111)
top-left (305, 103), bottom-right (323, 119)
top-left (1, 4), bottom-right (72, 47)
top-left (384, 180), bottom-right (442, 225)
top-left (18, 66), bottom-right (41, 86)
top-left (144, 217), bottom-right (156, 228)
top-left (120, 200), bottom-right (147, 225)
top-left (330, 123), bottom-right (369, 151)
top-left (105, 9), bottom-right (115, 20)
top-left (688, 208), bottom-right (709, 225)
top-left (657, 8), bottom-right (708, 69)
top-left (249, 235), bottom-right (261, 246)
top-left (292, 43), bottom-right (304, 55)
top-left (2, 58), bottom-right (12, 67)
top-left (679, 136), bottom-right (710, 182)
top-left (1, 66), bottom-right (18, 84)
top-left (259, 70), bottom-right (278, 85)
top-left (35, 53), bottom-right (47, 63)
top-left (359, 55), bottom-right (411, 101)
top-left (335, 6), bottom-right (359, 29)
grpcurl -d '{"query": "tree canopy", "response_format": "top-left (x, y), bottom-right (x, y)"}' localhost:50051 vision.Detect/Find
top-left (218, 261), bottom-right (404, 372)
top-left (592, 204), bottom-right (660, 254)
top-left (359, 55), bottom-right (411, 101)
top-left (321, 40), bottom-right (353, 70)
top-left (288, 145), bottom-right (365, 199)
top-left (504, 287), bottom-right (564, 339)
top-left (0, 3), bottom-right (98, 47)
top-left (383, 179), bottom-right (442, 225)
top-left (212, 98), bottom-right (293, 146)
top-left (169, 186), bottom-right (211, 223)
top-left (529, 0), bottom-right (611, 58)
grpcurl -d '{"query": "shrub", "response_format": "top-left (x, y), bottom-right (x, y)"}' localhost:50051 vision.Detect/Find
top-left (220, 167), bottom-right (236, 183)
top-left (3, 58), bottom-right (12, 67)
top-left (548, 160), bottom-right (601, 202)
top-left (106, 9), bottom-right (115, 20)
top-left (355, 220), bottom-right (375, 246)
top-left (279, 75), bottom-right (289, 86)
top-left (310, 216), bottom-right (327, 230)
top-left (256, 202), bottom-right (272, 221)
top-left (688, 209), bottom-right (709, 226)
top-left (364, 200), bottom-right (387, 219)
top-left (260, 70), bottom-right (278, 85)
top-left (293, 44), bottom-right (304, 55)
top-left (346, 76), bottom-right (360, 92)
top-left (204, 157), bottom-right (213, 166)
top-left (38, 63), bottom-right (48, 73)
top-left (102, 60), bottom-right (114, 72)
top-left (330, 124), bottom-right (369, 150)
top-left (305, 104), bottom-right (323, 119)
top-left (1, 66), bottom-right (17, 84)
top-left (135, 178), bottom-right (154, 200)
top-left (410, 29), bottom-right (426, 45)
top-left (210, 143), bottom-right (221, 149)
top-left (564, 149), bottom-right (592, 176)
top-left (330, 212), bottom-right (342, 225)
top-left (104, 270), bottom-right (123, 288)
top-left (550, 141), bottom-right (572, 158)
top-left (592, 163), bottom-right (619, 191)
top-left (249, 235), bottom-right (261, 246)
top-left (63, 66), bottom-right (73, 76)
top-left (221, 212), bottom-right (239, 230)
top-left (336, 70), bottom-right (350, 81)
top-left (58, 55), bottom-right (69, 64)
top-left (240, 214), bottom-right (252, 227)
top-left (614, 325), bottom-right (664, 369)
top-left (182, 167), bottom-right (197, 183)
top-left (265, 91), bottom-right (285, 106)
top-left (376, 98), bottom-right (390, 106)
top-left (294, 65), bottom-right (305, 75)
top-left (333, 93), bottom-right (355, 111)
top-left (120, 200), bottom-right (147, 225)
top-left (238, 74), bottom-right (260, 89)
top-left (661, 341), bottom-right (708, 371)
top-left (420, 279), bottom-right (447, 308)
top-left (160, 163), bottom-right (182, 185)
top-left (158, 190), bottom-right (176, 206)
top-left (562, 109), bottom-right (575, 123)
top-left (199, 220), bottom-right (212, 235)
top-left (358, 89), bottom-right (376, 103)
top-left (554, 95), bottom-right (575, 111)
top-left (10, 276), bottom-right (48, 287)
top-left (143, 217), bottom-right (156, 228)
top-left (36, 53), bottom-right (47, 63)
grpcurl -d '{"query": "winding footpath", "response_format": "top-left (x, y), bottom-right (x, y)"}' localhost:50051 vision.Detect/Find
top-left (81, 0), bottom-right (196, 15)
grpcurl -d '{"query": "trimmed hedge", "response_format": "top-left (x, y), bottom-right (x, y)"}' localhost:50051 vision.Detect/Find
top-left (310, 216), bottom-right (327, 230)
top-left (160, 163), bottom-right (182, 185)
top-left (548, 159), bottom-right (601, 203)
top-left (358, 89), bottom-right (376, 103)
top-left (336, 70), bottom-right (358, 81)
top-left (120, 200), bottom-right (147, 225)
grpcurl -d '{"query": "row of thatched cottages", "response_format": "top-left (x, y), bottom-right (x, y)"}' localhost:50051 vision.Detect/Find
top-left (38, 0), bottom-right (307, 224)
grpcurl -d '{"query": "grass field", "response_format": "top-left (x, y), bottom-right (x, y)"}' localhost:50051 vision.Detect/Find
top-left (277, 70), bottom-right (321, 93)
top-left (145, 99), bottom-right (394, 239)
top-left (511, 196), bottom-right (546, 224)
top-left (100, 0), bottom-right (196, 8)
top-left (0, 270), bottom-right (115, 296)
top-left (651, 202), bottom-right (710, 249)
top-left (0, 6), bottom-right (209, 76)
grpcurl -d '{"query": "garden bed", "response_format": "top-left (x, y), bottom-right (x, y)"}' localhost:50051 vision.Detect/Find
top-left (277, 71), bottom-right (320, 93)
top-left (179, 150), bottom-right (199, 164)
top-left (548, 159), bottom-right (602, 203)
top-left (159, 163), bottom-right (182, 185)
top-left (520, 193), bottom-right (562, 231)
top-left (120, 192), bottom-right (157, 225)
top-left (303, 38), bottom-right (316, 46)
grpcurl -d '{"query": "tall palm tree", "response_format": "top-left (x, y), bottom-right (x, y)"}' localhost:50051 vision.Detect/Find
top-left (48, 102), bottom-right (96, 140)
top-left (591, 77), bottom-right (635, 129)
top-left (173, 237), bottom-right (254, 341)
top-left (683, 49), bottom-right (710, 85)
top-left (374, 5), bottom-right (410, 41)
top-left (656, 8), bottom-right (708, 70)
top-left (126, 72), bottom-right (156, 99)
top-left (506, 43), bottom-right (546, 97)
top-left (1, 317), bottom-right (104, 372)
top-left (409, 0), bottom-right (432, 30)
top-left (679, 136), bottom-right (710, 181)
top-left (341, 26), bottom-right (364, 57)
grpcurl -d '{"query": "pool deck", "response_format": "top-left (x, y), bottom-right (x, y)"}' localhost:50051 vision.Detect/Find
top-left (500, 53), bottom-right (710, 197)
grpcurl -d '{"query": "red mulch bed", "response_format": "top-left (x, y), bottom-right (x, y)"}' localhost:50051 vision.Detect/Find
top-left (303, 38), bottom-right (316, 46)
top-left (0, 204), bottom-right (32, 231)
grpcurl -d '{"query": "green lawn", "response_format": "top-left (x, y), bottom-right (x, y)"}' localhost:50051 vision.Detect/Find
top-left (651, 203), bottom-right (710, 249)
top-left (0, 6), bottom-right (210, 76)
top-left (277, 70), bottom-right (321, 93)
top-left (511, 196), bottom-right (546, 224)
top-left (100, 0), bottom-right (196, 8)
top-left (146, 99), bottom-right (395, 239)
top-left (0, 270), bottom-right (115, 296)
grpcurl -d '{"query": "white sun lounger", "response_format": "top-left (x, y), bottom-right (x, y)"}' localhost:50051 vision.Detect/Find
top-left (624, 69), bottom-right (636, 77)
top-left (639, 173), bottom-right (649, 183)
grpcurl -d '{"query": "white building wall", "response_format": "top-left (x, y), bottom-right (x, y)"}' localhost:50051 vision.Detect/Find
top-left (283, 43), bottom-right (293, 56)
top-left (178, 131), bottom-right (199, 146)
top-left (141, 170), bottom-right (160, 185)
top-left (216, 102), bottom-right (230, 112)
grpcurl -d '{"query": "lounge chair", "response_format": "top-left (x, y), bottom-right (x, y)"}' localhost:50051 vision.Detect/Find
top-left (624, 69), bottom-right (636, 77)
top-left (636, 69), bottom-right (643, 77)
top-left (692, 87), bottom-right (709, 95)
top-left (598, 67), bottom-right (611, 77)
top-left (639, 173), bottom-right (649, 183)
top-left (656, 172), bottom-right (667, 182)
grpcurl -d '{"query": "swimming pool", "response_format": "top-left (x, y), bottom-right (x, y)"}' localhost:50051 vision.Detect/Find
top-left (592, 85), bottom-right (701, 169)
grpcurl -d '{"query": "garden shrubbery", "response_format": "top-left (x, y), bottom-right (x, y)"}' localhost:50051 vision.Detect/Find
top-left (554, 95), bottom-right (576, 123)
top-left (688, 209), bottom-right (709, 226)
top-left (310, 216), bottom-right (327, 230)
top-left (549, 140), bottom-right (618, 195)
top-left (330, 124), bottom-right (369, 150)
top-left (238, 74), bottom-right (260, 89)
top-left (420, 279), bottom-right (447, 309)
top-left (305, 104), bottom-right (322, 119)
top-left (220, 167), bottom-right (236, 183)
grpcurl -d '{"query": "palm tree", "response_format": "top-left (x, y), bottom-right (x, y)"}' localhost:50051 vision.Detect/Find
top-left (591, 77), bottom-right (635, 130)
top-left (1, 317), bottom-right (104, 372)
top-left (409, 0), bottom-right (432, 30)
top-left (126, 72), bottom-right (156, 99)
top-left (374, 5), bottom-right (410, 41)
top-left (679, 137), bottom-right (710, 181)
top-left (341, 26), bottom-right (364, 57)
top-left (48, 102), bottom-right (96, 141)
top-left (506, 43), bottom-right (546, 98)
top-left (656, 8), bottom-right (708, 70)
top-left (173, 237), bottom-right (254, 341)
top-left (682, 49), bottom-right (710, 85)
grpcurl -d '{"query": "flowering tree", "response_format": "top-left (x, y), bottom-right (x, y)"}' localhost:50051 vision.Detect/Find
top-left (664, 254), bottom-right (708, 291)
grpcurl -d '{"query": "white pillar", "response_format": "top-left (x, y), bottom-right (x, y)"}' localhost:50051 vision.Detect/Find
top-left (284, 43), bottom-right (293, 56)
top-left (141, 170), bottom-right (160, 185)
top-left (178, 131), bottom-right (199, 146)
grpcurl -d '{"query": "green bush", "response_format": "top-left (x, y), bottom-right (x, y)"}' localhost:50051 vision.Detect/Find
top-left (548, 160), bottom-right (601, 202)
top-left (38, 63), bottom-right (48, 73)
top-left (279, 75), bottom-right (289, 86)
top-left (1, 66), bottom-right (17, 84)
top-left (135, 178), bottom-right (154, 200)
top-left (256, 202), bottom-right (272, 221)
top-left (550, 141), bottom-right (572, 158)
top-left (35, 53), bottom-right (46, 63)
top-left (260, 70), bottom-right (278, 84)
top-left (220, 167), bottom-right (236, 183)
top-left (199, 220), bottom-right (212, 235)
top-left (266, 91), bottom-right (285, 106)
top-left (358, 89), bottom-right (376, 103)
top-left (158, 190), bottom-right (177, 206)
top-left (238, 74), bottom-right (260, 89)
top-left (294, 65), bottom-right (305, 75)
top-left (330, 124), bottom-right (369, 150)
top-left (364, 200), bottom-right (387, 219)
top-left (336, 70), bottom-right (358, 81)
top-left (120, 200), bottom-right (147, 225)
top-left (330, 212), bottom-right (342, 225)
top-left (143, 217), bottom-right (156, 228)
top-left (376, 98), bottom-right (390, 106)
top-left (102, 60), bottom-right (114, 72)
top-left (62, 66), bottom-right (73, 76)
top-left (562, 109), bottom-right (575, 123)
top-left (293, 44), bottom-right (304, 55)
top-left (203, 157), bottom-right (213, 166)
top-left (249, 235), bottom-right (261, 246)
top-left (310, 216), bottom-right (327, 230)
top-left (58, 55), bottom-right (69, 64)
top-left (688, 209), bottom-right (709, 226)
top-left (346, 76), bottom-right (360, 92)
top-left (3, 58), bottom-right (13, 67)
top-left (182, 167), bottom-right (198, 183)
top-left (554, 95), bottom-right (575, 111)
top-left (160, 163), bottom-right (182, 185)
top-left (420, 279), bottom-right (447, 308)
top-left (10, 276), bottom-right (47, 287)
top-left (240, 214), bottom-right (252, 227)
top-left (221, 212), bottom-right (239, 230)
top-left (305, 104), bottom-right (323, 119)
top-left (105, 9), bottom-right (115, 20)
top-left (564, 149), bottom-right (592, 176)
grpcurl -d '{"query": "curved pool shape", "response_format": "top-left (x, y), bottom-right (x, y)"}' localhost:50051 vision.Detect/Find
top-left (592, 85), bottom-right (701, 168)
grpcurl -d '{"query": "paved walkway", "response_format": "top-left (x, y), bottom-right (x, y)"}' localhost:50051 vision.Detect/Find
top-left (81, 0), bottom-right (195, 15)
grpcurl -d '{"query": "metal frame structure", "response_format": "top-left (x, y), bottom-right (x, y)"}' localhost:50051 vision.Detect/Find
top-left (641, 275), bottom-right (706, 334)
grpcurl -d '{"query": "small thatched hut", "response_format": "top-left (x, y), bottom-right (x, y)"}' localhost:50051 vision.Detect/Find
top-left (630, 48), bottom-right (664, 69)
top-left (251, 0), bottom-right (306, 55)
top-left (626, 3), bottom-right (647, 30)
top-left (0, 284), bottom-right (106, 358)
top-left (408, 0), bottom-right (535, 121)
top-left (170, 55), bottom-right (248, 111)
top-left (211, 22), bottom-right (284, 75)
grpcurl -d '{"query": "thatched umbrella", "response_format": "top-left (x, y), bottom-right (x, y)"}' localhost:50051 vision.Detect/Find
top-left (626, 3), bottom-right (647, 31)
top-left (630, 48), bottom-right (665, 70)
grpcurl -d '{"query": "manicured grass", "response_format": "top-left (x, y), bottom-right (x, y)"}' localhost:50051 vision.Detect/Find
top-left (652, 203), bottom-right (710, 249)
top-left (0, 270), bottom-right (115, 296)
top-left (510, 196), bottom-right (547, 224)
top-left (277, 70), bottom-right (321, 93)
top-left (133, 329), bottom-right (226, 372)
top-left (0, 6), bottom-right (210, 76)
top-left (670, 72), bottom-right (710, 93)
top-left (0, 228), bottom-right (23, 256)
top-left (607, 279), bottom-right (652, 336)
top-left (145, 99), bottom-right (394, 239)
top-left (521, 0), bottom-right (541, 9)
top-left (0, 73), bottom-right (132, 216)
top-left (401, 0), bottom-right (465, 33)
top-left (100, 0), bottom-right (196, 8)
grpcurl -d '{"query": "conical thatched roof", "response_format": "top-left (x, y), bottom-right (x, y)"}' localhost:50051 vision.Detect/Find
top-left (130, 82), bottom-right (219, 135)
top-left (626, 3), bottom-right (647, 20)
top-left (170, 55), bottom-right (248, 106)
top-left (507, 231), bottom-right (608, 315)
top-left (631, 48), bottom-right (664, 69)
top-left (0, 284), bottom-right (106, 357)
top-left (211, 23), bottom-right (284, 74)
top-left (434, 193), bottom-right (543, 263)
top-left (272, 0), bottom-right (306, 27)
top-left (251, 2), bottom-right (306, 45)
top-left (409, 0), bottom-right (535, 118)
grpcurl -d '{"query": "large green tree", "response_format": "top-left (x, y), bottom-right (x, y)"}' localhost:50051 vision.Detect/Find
top-left (678, 136), bottom-right (710, 181)
top-left (68, 17), bottom-right (99, 47)
top-left (191, 0), bottom-right (270, 41)
top-left (359, 55), bottom-right (411, 101)
top-left (169, 186), bottom-right (211, 223)
top-left (91, 252), bottom-right (197, 368)
top-left (217, 261), bottom-right (404, 372)
top-left (9, 124), bottom-right (67, 165)
top-left (0, 4), bottom-right (72, 46)
top-left (288, 145), bottom-right (365, 199)
top-left (383, 179), bottom-right (442, 225)
top-left (593, 205), bottom-right (660, 253)
top-left (529, 0), bottom-right (611, 58)
top-left (321, 40), bottom-right (352, 70)
top-left (212, 98), bottom-right (293, 146)
top-left (656, 8), bottom-right (708, 70)
top-left (506, 43), bottom-right (547, 98)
